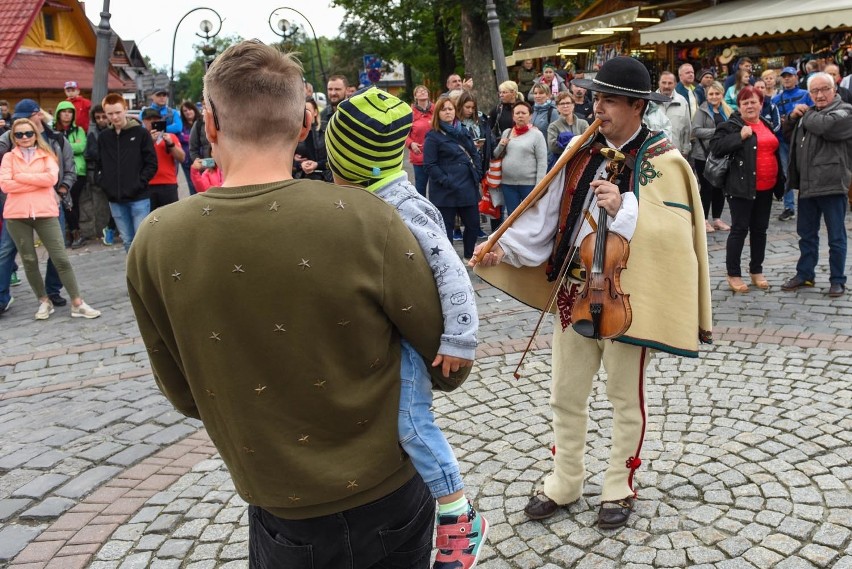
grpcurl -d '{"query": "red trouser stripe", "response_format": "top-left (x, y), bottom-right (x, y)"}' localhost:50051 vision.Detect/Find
top-left (626, 347), bottom-right (647, 496)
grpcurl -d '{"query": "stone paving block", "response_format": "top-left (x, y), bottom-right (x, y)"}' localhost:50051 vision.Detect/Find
top-left (55, 466), bottom-right (122, 498)
top-left (13, 473), bottom-right (71, 498)
top-left (118, 551), bottom-right (153, 569)
top-left (0, 497), bottom-right (32, 521)
top-left (20, 497), bottom-right (75, 520)
top-left (0, 524), bottom-right (45, 561)
top-left (0, 446), bottom-right (48, 469)
top-left (106, 444), bottom-right (159, 467)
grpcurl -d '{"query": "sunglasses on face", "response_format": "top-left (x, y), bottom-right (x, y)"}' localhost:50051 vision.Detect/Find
top-left (14, 131), bottom-right (35, 139)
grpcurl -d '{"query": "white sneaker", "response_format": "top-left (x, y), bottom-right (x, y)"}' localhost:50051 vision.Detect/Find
top-left (71, 301), bottom-right (101, 319)
top-left (35, 300), bottom-right (54, 320)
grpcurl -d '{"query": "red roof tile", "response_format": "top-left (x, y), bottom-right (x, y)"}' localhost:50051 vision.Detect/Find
top-left (0, 51), bottom-right (125, 90)
top-left (0, 0), bottom-right (43, 65)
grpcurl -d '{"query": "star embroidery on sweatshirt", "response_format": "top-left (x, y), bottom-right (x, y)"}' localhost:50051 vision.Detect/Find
top-left (298, 434), bottom-right (309, 444)
top-left (273, 324), bottom-right (286, 333)
top-left (402, 305), bottom-right (413, 312)
top-left (232, 265), bottom-right (245, 274)
top-left (314, 379), bottom-right (326, 389)
top-left (356, 419), bottom-right (369, 427)
top-left (335, 200), bottom-right (346, 209)
top-left (347, 480), bottom-right (358, 490)
top-left (209, 332), bottom-right (221, 341)
top-left (298, 259), bottom-right (311, 270)
top-left (269, 201), bottom-right (280, 212)
top-left (431, 246), bottom-right (442, 256)
top-left (171, 270), bottom-right (181, 281)
top-left (205, 389), bottom-right (216, 398)
top-left (242, 447), bottom-right (255, 454)
top-left (254, 384), bottom-right (267, 396)
top-left (289, 494), bottom-right (301, 503)
top-left (201, 205), bottom-right (212, 216)
top-left (405, 250), bottom-right (415, 260)
top-left (148, 216), bottom-right (159, 224)
top-left (337, 319), bottom-right (350, 327)
top-left (370, 357), bottom-right (381, 369)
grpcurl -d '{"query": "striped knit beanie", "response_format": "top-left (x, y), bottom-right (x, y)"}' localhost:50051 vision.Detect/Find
top-left (326, 87), bottom-right (413, 185)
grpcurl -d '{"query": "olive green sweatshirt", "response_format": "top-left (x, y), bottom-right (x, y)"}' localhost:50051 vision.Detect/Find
top-left (127, 179), bottom-right (468, 519)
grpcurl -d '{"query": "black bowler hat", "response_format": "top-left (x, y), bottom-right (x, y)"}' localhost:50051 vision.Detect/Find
top-left (573, 57), bottom-right (671, 103)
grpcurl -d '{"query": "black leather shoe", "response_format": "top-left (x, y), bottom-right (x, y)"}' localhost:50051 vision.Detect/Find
top-left (598, 497), bottom-right (634, 529)
top-left (523, 491), bottom-right (561, 520)
top-left (780, 275), bottom-right (814, 291)
top-left (48, 293), bottom-right (67, 307)
top-left (828, 283), bottom-right (846, 297)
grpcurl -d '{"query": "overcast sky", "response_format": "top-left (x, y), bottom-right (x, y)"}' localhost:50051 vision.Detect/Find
top-left (83, 2), bottom-right (346, 74)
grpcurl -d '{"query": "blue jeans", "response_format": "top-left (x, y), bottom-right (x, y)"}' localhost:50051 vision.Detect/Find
top-left (502, 183), bottom-right (534, 216)
top-left (0, 223), bottom-right (19, 306)
top-left (248, 473), bottom-right (434, 569)
top-left (412, 165), bottom-right (428, 197)
top-left (795, 194), bottom-right (848, 285)
top-left (399, 340), bottom-right (463, 499)
top-left (779, 142), bottom-right (796, 211)
top-left (109, 199), bottom-right (151, 253)
top-left (181, 161), bottom-right (197, 195)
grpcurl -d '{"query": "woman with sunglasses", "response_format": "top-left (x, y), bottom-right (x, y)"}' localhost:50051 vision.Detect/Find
top-left (0, 118), bottom-right (101, 320)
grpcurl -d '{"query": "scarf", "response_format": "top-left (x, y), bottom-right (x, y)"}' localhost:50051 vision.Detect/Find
top-left (440, 120), bottom-right (463, 137)
top-left (513, 124), bottom-right (531, 136)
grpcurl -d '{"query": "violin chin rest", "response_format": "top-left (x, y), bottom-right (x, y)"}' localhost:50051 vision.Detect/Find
top-left (572, 320), bottom-right (597, 339)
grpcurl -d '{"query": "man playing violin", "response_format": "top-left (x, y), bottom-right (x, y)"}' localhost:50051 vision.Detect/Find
top-left (471, 56), bottom-right (712, 529)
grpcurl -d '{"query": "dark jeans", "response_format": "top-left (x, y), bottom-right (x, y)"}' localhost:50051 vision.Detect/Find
top-left (181, 161), bottom-right (197, 195)
top-left (150, 184), bottom-right (179, 211)
top-left (412, 165), bottom-right (428, 197)
top-left (726, 191), bottom-right (773, 277)
top-left (438, 205), bottom-right (479, 258)
top-left (65, 176), bottom-right (86, 232)
top-left (796, 194), bottom-right (848, 285)
top-left (248, 474), bottom-right (435, 569)
top-left (695, 159), bottom-right (725, 220)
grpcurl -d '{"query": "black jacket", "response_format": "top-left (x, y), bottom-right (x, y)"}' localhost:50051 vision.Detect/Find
top-left (710, 112), bottom-right (785, 200)
top-left (96, 120), bottom-right (157, 203)
top-left (423, 127), bottom-right (482, 208)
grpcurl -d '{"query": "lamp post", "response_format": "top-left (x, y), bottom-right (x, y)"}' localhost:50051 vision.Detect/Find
top-left (169, 7), bottom-right (223, 103)
top-left (269, 7), bottom-right (327, 85)
top-left (486, 0), bottom-right (509, 86)
top-left (92, 0), bottom-right (112, 107)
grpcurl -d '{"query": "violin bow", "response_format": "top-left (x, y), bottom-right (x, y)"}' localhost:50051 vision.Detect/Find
top-left (470, 118), bottom-right (603, 265)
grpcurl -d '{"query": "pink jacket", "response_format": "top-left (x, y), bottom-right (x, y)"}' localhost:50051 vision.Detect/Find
top-left (195, 166), bottom-right (223, 193)
top-left (0, 147), bottom-right (60, 220)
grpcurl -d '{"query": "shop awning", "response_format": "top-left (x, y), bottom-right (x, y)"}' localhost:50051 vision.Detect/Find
top-left (640, 0), bottom-right (852, 44)
top-left (506, 43), bottom-right (560, 66)
top-left (552, 7), bottom-right (639, 40)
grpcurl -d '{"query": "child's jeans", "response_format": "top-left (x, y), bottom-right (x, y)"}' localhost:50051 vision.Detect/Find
top-left (399, 340), bottom-right (464, 500)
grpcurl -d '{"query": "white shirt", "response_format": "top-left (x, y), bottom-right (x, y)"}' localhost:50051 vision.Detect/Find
top-left (500, 127), bottom-right (642, 268)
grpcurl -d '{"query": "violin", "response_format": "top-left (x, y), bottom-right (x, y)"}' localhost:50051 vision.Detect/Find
top-left (571, 147), bottom-right (632, 340)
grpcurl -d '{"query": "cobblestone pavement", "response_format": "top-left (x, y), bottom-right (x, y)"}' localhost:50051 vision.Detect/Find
top-left (0, 196), bottom-right (850, 568)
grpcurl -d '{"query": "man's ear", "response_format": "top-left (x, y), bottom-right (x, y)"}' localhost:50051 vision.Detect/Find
top-left (204, 113), bottom-right (218, 145)
top-left (298, 108), bottom-right (311, 142)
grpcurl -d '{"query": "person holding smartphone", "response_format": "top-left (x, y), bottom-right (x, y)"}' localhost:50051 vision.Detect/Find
top-left (293, 98), bottom-right (330, 182)
top-left (141, 108), bottom-right (185, 210)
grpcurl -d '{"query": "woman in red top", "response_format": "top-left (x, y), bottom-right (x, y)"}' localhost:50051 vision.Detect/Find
top-left (710, 86), bottom-right (785, 293)
top-left (404, 85), bottom-right (433, 197)
top-left (0, 118), bottom-right (100, 319)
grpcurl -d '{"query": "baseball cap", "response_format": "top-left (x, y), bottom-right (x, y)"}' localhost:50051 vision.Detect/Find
top-left (325, 87), bottom-right (412, 185)
top-left (780, 67), bottom-right (797, 76)
top-left (11, 99), bottom-right (40, 120)
top-left (141, 108), bottom-right (162, 121)
top-left (64, 80), bottom-right (78, 89)
top-left (152, 88), bottom-right (168, 95)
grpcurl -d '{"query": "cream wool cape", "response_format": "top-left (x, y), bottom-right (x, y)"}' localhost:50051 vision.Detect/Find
top-left (477, 132), bottom-right (713, 357)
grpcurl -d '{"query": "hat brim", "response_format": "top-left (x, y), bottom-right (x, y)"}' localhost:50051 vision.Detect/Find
top-left (11, 112), bottom-right (35, 120)
top-left (572, 78), bottom-right (671, 103)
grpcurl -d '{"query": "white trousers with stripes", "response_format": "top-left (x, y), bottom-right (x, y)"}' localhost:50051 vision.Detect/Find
top-left (542, 325), bottom-right (651, 504)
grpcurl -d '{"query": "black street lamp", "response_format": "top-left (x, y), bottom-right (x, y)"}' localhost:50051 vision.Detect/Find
top-left (169, 7), bottom-right (223, 103)
top-left (486, 0), bottom-right (509, 86)
top-left (269, 7), bottom-right (327, 85)
top-left (92, 0), bottom-right (112, 107)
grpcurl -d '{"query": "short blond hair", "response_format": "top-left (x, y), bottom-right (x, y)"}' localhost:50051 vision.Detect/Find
top-left (203, 40), bottom-right (305, 145)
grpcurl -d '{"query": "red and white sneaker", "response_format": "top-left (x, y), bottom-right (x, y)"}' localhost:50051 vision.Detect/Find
top-left (433, 506), bottom-right (489, 569)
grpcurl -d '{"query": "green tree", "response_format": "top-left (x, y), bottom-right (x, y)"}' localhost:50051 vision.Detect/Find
top-left (173, 34), bottom-right (243, 103)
